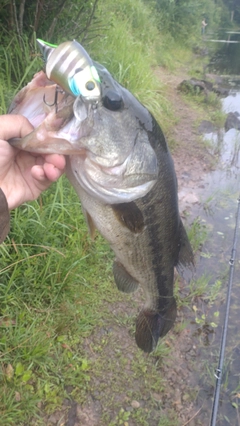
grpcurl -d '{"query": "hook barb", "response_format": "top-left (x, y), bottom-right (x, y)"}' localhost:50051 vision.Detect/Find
top-left (43, 86), bottom-right (61, 112)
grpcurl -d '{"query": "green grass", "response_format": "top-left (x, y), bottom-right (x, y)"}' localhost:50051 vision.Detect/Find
top-left (187, 217), bottom-right (208, 253)
top-left (89, 0), bottom-right (174, 126)
top-left (181, 87), bottom-right (221, 110)
top-left (0, 6), bottom-right (179, 423)
top-left (0, 181), bottom-right (217, 425)
top-left (0, 178), bottom-right (116, 424)
top-left (0, 2), bottom-right (233, 423)
top-left (0, 33), bottom-right (42, 114)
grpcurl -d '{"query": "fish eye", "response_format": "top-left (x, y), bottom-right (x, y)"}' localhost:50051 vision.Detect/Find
top-left (103, 90), bottom-right (122, 111)
top-left (86, 81), bottom-right (95, 91)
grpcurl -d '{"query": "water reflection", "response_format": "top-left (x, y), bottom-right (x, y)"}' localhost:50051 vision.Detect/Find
top-left (187, 159), bottom-right (240, 424)
top-left (222, 92), bottom-right (240, 113)
top-left (206, 30), bottom-right (240, 75)
top-left (205, 129), bottom-right (240, 168)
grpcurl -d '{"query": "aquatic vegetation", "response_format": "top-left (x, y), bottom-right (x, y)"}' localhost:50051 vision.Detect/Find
top-left (187, 217), bottom-right (208, 252)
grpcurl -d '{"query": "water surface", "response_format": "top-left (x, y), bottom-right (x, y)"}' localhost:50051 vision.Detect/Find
top-left (206, 30), bottom-right (240, 75)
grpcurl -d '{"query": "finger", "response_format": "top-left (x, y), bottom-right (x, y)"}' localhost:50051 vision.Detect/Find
top-left (30, 165), bottom-right (47, 182)
top-left (43, 154), bottom-right (66, 170)
top-left (0, 115), bottom-right (33, 141)
top-left (0, 139), bottom-right (16, 158)
top-left (31, 163), bottom-right (64, 183)
top-left (43, 162), bottom-right (65, 181)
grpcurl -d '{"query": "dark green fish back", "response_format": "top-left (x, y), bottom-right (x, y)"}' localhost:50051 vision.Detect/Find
top-left (112, 115), bottom-right (194, 353)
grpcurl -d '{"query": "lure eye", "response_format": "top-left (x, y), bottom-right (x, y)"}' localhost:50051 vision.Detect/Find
top-left (86, 81), bottom-right (95, 91)
top-left (103, 90), bottom-right (122, 111)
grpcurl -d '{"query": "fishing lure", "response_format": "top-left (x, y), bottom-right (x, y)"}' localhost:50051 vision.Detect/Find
top-left (37, 39), bottom-right (101, 101)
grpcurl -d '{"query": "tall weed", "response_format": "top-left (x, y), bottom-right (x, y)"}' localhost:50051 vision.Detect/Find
top-left (0, 178), bottom-right (115, 422)
top-left (90, 0), bottom-right (172, 123)
top-left (0, 34), bottom-right (41, 113)
top-left (0, 1), bottom-right (195, 422)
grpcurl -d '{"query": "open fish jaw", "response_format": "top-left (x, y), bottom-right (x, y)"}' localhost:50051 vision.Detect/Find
top-left (8, 71), bottom-right (88, 153)
top-left (9, 65), bottom-right (159, 204)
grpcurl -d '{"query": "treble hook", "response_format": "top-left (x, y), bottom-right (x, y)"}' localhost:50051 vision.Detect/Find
top-left (43, 86), bottom-right (61, 113)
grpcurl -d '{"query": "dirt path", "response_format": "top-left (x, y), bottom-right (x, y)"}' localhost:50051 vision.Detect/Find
top-left (155, 67), bottom-right (213, 213)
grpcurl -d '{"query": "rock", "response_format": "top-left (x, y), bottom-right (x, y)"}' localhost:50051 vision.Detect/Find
top-left (15, 391), bottom-right (21, 402)
top-left (198, 120), bottom-right (216, 134)
top-left (47, 410), bottom-right (67, 425)
top-left (151, 392), bottom-right (162, 402)
top-left (214, 85), bottom-right (229, 96)
top-left (178, 191), bottom-right (199, 205)
top-left (193, 45), bottom-right (209, 56)
top-left (131, 400), bottom-right (140, 408)
top-left (75, 404), bottom-right (100, 426)
top-left (224, 112), bottom-right (240, 132)
top-left (205, 73), bottom-right (223, 84)
top-left (177, 78), bottom-right (211, 95)
top-left (177, 78), bottom-right (229, 97)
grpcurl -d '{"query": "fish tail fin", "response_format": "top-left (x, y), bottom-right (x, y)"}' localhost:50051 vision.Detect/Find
top-left (176, 220), bottom-right (195, 282)
top-left (135, 298), bottom-right (177, 353)
top-left (113, 260), bottom-right (139, 293)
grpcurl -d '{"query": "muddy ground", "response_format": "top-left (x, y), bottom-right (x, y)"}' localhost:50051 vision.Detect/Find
top-left (156, 66), bottom-right (213, 212)
top-left (45, 65), bottom-right (217, 426)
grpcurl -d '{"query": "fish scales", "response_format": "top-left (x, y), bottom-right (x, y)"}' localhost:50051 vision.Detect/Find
top-left (66, 114), bottom-right (188, 352)
top-left (8, 39), bottom-right (194, 353)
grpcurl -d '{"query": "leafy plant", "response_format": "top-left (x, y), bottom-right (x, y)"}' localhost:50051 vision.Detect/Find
top-left (0, 0), bottom-right (101, 44)
top-left (153, 0), bottom-right (224, 43)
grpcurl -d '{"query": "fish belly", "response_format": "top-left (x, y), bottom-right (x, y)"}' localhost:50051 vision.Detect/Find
top-left (67, 160), bottom-right (180, 352)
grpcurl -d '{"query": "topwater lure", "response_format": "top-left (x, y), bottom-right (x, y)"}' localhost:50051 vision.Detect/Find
top-left (37, 39), bottom-right (101, 101)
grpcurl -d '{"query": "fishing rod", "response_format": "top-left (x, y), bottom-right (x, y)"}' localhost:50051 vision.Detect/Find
top-left (210, 196), bottom-right (240, 426)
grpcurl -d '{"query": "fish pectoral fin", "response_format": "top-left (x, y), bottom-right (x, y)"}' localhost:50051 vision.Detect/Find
top-left (176, 220), bottom-right (195, 282)
top-left (111, 202), bottom-right (144, 233)
top-left (135, 298), bottom-right (177, 353)
top-left (113, 261), bottom-right (139, 293)
top-left (82, 208), bottom-right (96, 240)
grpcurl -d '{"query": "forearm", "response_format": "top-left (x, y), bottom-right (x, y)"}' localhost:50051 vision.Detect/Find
top-left (0, 188), bottom-right (10, 243)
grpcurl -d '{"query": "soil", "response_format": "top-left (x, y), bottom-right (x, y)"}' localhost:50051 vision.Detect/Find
top-left (44, 65), bottom-right (217, 426)
top-left (155, 66), bottom-right (214, 215)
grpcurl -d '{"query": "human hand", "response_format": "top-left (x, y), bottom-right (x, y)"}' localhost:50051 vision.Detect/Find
top-left (0, 114), bottom-right (66, 210)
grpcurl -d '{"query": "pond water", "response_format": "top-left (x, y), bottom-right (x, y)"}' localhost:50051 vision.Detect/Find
top-left (186, 29), bottom-right (240, 425)
top-left (206, 30), bottom-right (240, 75)
top-left (190, 127), bottom-right (240, 425)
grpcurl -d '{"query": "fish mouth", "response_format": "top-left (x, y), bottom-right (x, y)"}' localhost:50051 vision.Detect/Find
top-left (8, 70), bottom-right (89, 155)
top-left (9, 69), bottom-right (158, 204)
top-left (8, 70), bottom-right (142, 168)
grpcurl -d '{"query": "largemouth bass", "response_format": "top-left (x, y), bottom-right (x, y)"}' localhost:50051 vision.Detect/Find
top-left (8, 40), bottom-right (194, 352)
